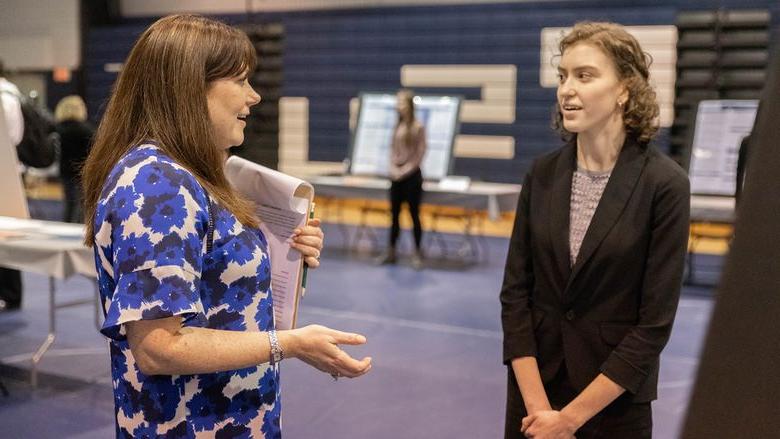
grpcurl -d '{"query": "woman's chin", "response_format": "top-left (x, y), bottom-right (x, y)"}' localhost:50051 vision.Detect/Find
top-left (225, 137), bottom-right (245, 149)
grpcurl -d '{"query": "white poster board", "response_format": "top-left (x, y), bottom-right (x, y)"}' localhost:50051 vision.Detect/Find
top-left (0, 101), bottom-right (29, 219)
top-left (349, 92), bottom-right (461, 180)
top-left (689, 100), bottom-right (759, 196)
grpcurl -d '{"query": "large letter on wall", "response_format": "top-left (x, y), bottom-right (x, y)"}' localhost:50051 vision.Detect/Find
top-left (278, 97), bottom-right (343, 177)
top-left (400, 65), bottom-right (517, 159)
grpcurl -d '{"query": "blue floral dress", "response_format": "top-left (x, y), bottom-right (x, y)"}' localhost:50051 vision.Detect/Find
top-left (93, 143), bottom-right (281, 438)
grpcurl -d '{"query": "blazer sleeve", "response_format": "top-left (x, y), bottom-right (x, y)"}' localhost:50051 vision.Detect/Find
top-left (501, 169), bottom-right (537, 364)
top-left (600, 169), bottom-right (691, 394)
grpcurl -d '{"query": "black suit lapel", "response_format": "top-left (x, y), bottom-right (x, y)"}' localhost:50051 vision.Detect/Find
top-left (549, 142), bottom-right (576, 283)
top-left (565, 138), bottom-right (648, 296)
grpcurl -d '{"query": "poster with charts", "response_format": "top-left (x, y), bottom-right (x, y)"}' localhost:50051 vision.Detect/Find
top-left (349, 92), bottom-right (461, 180)
top-left (689, 100), bottom-right (759, 196)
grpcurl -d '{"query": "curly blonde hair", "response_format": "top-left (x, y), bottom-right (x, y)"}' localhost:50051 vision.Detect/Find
top-left (552, 22), bottom-right (660, 144)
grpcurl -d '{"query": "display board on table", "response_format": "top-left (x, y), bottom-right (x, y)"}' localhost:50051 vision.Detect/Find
top-left (687, 99), bottom-right (759, 196)
top-left (349, 92), bottom-right (461, 181)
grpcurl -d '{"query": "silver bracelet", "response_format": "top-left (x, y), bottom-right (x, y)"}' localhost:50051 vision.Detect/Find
top-left (268, 330), bottom-right (283, 366)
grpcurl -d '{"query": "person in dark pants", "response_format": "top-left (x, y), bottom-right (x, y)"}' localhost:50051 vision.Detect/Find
top-left (54, 95), bottom-right (93, 223)
top-left (500, 22), bottom-right (690, 439)
top-left (0, 270), bottom-right (22, 312)
top-left (377, 89), bottom-right (427, 269)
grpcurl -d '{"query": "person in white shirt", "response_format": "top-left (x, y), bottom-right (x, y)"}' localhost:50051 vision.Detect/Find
top-left (0, 59), bottom-right (24, 311)
top-left (0, 61), bottom-right (23, 147)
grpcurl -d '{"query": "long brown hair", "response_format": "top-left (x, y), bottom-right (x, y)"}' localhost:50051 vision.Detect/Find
top-left (552, 21), bottom-right (660, 144)
top-left (396, 89), bottom-right (417, 146)
top-left (82, 14), bottom-right (259, 246)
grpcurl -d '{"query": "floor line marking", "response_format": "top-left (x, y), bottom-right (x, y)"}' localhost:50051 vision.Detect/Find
top-left (1, 347), bottom-right (107, 363)
top-left (304, 306), bottom-right (503, 339)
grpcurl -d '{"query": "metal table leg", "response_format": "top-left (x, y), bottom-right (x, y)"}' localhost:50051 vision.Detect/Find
top-left (27, 277), bottom-right (100, 387)
top-left (30, 276), bottom-right (57, 387)
top-left (0, 377), bottom-right (8, 396)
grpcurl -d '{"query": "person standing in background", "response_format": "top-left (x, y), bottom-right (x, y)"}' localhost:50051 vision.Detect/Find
top-left (0, 59), bottom-right (24, 312)
top-left (54, 95), bottom-right (93, 223)
top-left (377, 89), bottom-right (427, 269)
top-left (500, 22), bottom-right (689, 438)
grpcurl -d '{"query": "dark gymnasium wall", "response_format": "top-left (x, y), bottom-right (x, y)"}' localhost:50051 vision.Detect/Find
top-left (83, 0), bottom-right (780, 183)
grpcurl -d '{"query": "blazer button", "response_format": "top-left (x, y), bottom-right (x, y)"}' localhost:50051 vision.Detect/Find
top-left (565, 310), bottom-right (575, 320)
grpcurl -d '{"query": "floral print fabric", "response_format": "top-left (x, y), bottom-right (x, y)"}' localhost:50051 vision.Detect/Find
top-left (93, 144), bottom-right (280, 438)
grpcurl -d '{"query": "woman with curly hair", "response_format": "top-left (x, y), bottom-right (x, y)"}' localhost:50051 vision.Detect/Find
top-left (500, 22), bottom-right (690, 438)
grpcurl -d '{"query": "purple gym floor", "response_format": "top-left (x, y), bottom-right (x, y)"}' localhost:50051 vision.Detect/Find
top-left (0, 223), bottom-right (721, 438)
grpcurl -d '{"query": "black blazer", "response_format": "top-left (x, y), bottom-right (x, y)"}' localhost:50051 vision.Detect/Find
top-left (500, 137), bottom-right (690, 408)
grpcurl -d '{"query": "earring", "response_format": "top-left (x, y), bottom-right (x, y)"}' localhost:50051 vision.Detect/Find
top-left (617, 100), bottom-right (624, 108)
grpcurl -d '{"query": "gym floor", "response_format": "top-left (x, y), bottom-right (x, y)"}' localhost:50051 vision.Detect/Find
top-left (0, 187), bottom-right (726, 438)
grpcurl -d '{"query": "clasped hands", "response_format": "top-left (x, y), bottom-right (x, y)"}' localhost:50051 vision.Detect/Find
top-left (521, 410), bottom-right (578, 439)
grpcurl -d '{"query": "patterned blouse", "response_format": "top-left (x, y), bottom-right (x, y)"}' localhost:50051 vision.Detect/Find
top-left (93, 143), bottom-right (281, 438)
top-left (569, 166), bottom-right (612, 266)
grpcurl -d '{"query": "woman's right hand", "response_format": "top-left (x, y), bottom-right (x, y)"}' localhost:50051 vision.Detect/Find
top-left (283, 324), bottom-right (372, 378)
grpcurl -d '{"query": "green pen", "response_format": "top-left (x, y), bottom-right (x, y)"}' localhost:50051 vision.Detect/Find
top-left (301, 202), bottom-right (315, 296)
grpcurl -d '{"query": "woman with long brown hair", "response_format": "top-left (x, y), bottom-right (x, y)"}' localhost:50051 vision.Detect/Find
top-left (377, 89), bottom-right (427, 269)
top-left (500, 22), bottom-right (689, 438)
top-left (82, 15), bottom-right (371, 438)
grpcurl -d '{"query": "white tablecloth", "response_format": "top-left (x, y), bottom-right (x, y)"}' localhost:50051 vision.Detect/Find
top-left (0, 216), bottom-right (95, 279)
top-left (690, 195), bottom-right (736, 223)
